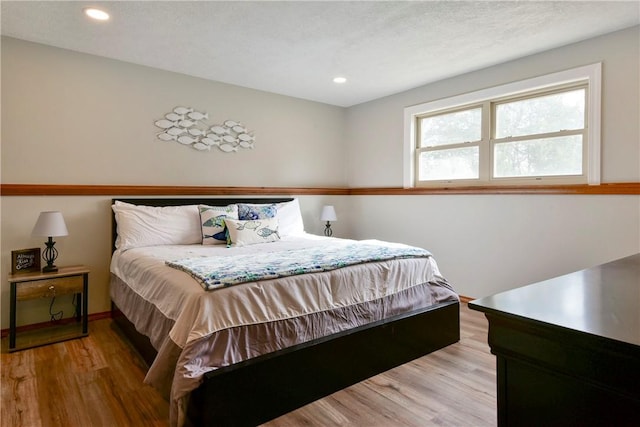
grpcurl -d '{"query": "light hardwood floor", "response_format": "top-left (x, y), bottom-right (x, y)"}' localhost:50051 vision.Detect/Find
top-left (1, 304), bottom-right (496, 426)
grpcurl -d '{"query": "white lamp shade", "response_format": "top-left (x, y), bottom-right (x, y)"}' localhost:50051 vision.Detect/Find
top-left (32, 211), bottom-right (69, 237)
top-left (320, 205), bottom-right (337, 222)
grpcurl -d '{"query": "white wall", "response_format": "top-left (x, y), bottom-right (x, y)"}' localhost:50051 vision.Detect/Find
top-left (0, 37), bottom-right (349, 328)
top-left (344, 26), bottom-right (640, 298)
top-left (1, 37), bottom-right (347, 187)
top-left (346, 195), bottom-right (639, 298)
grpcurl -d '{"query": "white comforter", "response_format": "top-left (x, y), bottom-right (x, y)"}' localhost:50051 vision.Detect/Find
top-left (110, 233), bottom-right (445, 350)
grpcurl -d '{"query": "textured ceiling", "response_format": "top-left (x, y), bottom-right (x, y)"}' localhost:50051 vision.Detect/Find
top-left (2, 1), bottom-right (639, 107)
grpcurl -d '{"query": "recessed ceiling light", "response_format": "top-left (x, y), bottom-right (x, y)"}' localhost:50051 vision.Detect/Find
top-left (333, 77), bottom-right (347, 84)
top-left (84, 7), bottom-right (110, 21)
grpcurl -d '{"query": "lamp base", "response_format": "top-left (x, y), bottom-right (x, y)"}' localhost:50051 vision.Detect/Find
top-left (42, 237), bottom-right (59, 273)
top-left (324, 222), bottom-right (333, 237)
top-left (42, 264), bottom-right (58, 273)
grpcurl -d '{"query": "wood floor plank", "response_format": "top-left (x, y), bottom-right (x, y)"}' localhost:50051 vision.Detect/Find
top-left (33, 343), bottom-right (91, 427)
top-left (0, 349), bottom-right (40, 427)
top-left (65, 334), bottom-right (109, 373)
top-left (264, 305), bottom-right (496, 427)
top-left (1, 303), bottom-right (496, 426)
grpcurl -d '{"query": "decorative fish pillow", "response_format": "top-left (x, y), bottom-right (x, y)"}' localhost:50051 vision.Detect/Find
top-left (199, 205), bottom-right (238, 245)
top-left (237, 203), bottom-right (277, 220)
top-left (225, 217), bottom-right (280, 247)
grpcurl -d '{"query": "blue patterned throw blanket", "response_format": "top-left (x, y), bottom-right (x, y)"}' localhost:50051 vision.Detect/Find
top-left (166, 241), bottom-right (432, 291)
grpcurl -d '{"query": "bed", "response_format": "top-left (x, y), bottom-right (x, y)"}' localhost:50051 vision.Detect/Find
top-left (109, 197), bottom-right (460, 426)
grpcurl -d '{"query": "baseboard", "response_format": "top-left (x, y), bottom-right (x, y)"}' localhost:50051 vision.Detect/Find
top-left (1, 310), bottom-right (112, 338)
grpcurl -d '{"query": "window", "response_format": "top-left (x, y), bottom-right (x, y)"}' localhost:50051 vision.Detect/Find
top-left (404, 64), bottom-right (601, 187)
top-left (417, 107), bottom-right (482, 181)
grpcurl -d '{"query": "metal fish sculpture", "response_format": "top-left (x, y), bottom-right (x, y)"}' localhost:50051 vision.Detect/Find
top-left (188, 128), bottom-right (207, 136)
top-left (177, 135), bottom-right (198, 145)
top-left (210, 126), bottom-right (228, 135)
top-left (237, 133), bottom-right (254, 142)
top-left (173, 106), bottom-right (193, 115)
top-left (166, 127), bottom-right (187, 136)
top-left (178, 119), bottom-right (197, 128)
top-left (188, 111), bottom-right (209, 121)
top-left (222, 135), bottom-right (237, 143)
top-left (192, 142), bottom-right (210, 151)
top-left (217, 143), bottom-right (239, 153)
top-left (201, 135), bottom-right (221, 146)
top-left (157, 133), bottom-right (176, 141)
top-left (155, 108), bottom-right (254, 152)
top-left (154, 119), bottom-right (177, 129)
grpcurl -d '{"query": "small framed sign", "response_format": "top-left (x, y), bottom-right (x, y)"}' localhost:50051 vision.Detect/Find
top-left (11, 248), bottom-right (41, 275)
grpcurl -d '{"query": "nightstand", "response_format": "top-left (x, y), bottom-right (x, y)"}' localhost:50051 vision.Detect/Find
top-left (8, 265), bottom-right (89, 352)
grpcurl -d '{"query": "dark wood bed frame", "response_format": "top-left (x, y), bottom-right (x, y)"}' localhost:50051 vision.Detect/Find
top-left (110, 197), bottom-right (460, 426)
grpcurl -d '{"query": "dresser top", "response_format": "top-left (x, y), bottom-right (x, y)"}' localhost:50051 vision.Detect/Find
top-left (470, 253), bottom-right (640, 347)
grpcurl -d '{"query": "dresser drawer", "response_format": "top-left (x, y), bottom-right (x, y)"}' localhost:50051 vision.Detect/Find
top-left (16, 275), bottom-right (83, 300)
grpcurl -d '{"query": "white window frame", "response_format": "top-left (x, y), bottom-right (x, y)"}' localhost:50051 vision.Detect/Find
top-left (403, 63), bottom-right (601, 188)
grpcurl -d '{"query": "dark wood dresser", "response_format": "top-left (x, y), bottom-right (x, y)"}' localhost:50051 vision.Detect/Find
top-left (469, 253), bottom-right (640, 427)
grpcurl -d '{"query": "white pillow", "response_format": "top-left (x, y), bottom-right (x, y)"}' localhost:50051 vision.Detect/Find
top-left (112, 201), bottom-right (201, 250)
top-left (199, 204), bottom-right (238, 245)
top-left (276, 199), bottom-right (305, 237)
top-left (225, 217), bottom-right (280, 247)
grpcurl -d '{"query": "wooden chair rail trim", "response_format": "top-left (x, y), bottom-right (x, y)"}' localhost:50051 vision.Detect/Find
top-left (1, 182), bottom-right (639, 196)
top-left (0, 184), bottom-right (350, 196)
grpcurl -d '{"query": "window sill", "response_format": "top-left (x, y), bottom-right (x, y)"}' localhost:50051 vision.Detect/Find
top-left (350, 183), bottom-right (640, 195)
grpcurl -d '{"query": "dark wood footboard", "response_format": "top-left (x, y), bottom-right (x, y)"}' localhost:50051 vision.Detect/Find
top-left (188, 300), bottom-right (460, 426)
top-left (112, 299), bottom-right (459, 426)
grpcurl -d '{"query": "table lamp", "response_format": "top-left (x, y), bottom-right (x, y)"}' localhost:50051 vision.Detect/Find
top-left (320, 205), bottom-right (337, 237)
top-left (32, 211), bottom-right (68, 273)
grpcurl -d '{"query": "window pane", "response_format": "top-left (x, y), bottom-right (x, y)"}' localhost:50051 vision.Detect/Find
top-left (420, 108), bottom-right (481, 147)
top-left (494, 135), bottom-right (582, 178)
top-left (495, 89), bottom-right (585, 138)
top-left (419, 146), bottom-right (479, 180)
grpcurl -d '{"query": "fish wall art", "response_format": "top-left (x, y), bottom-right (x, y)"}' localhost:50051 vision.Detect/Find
top-left (154, 106), bottom-right (255, 152)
